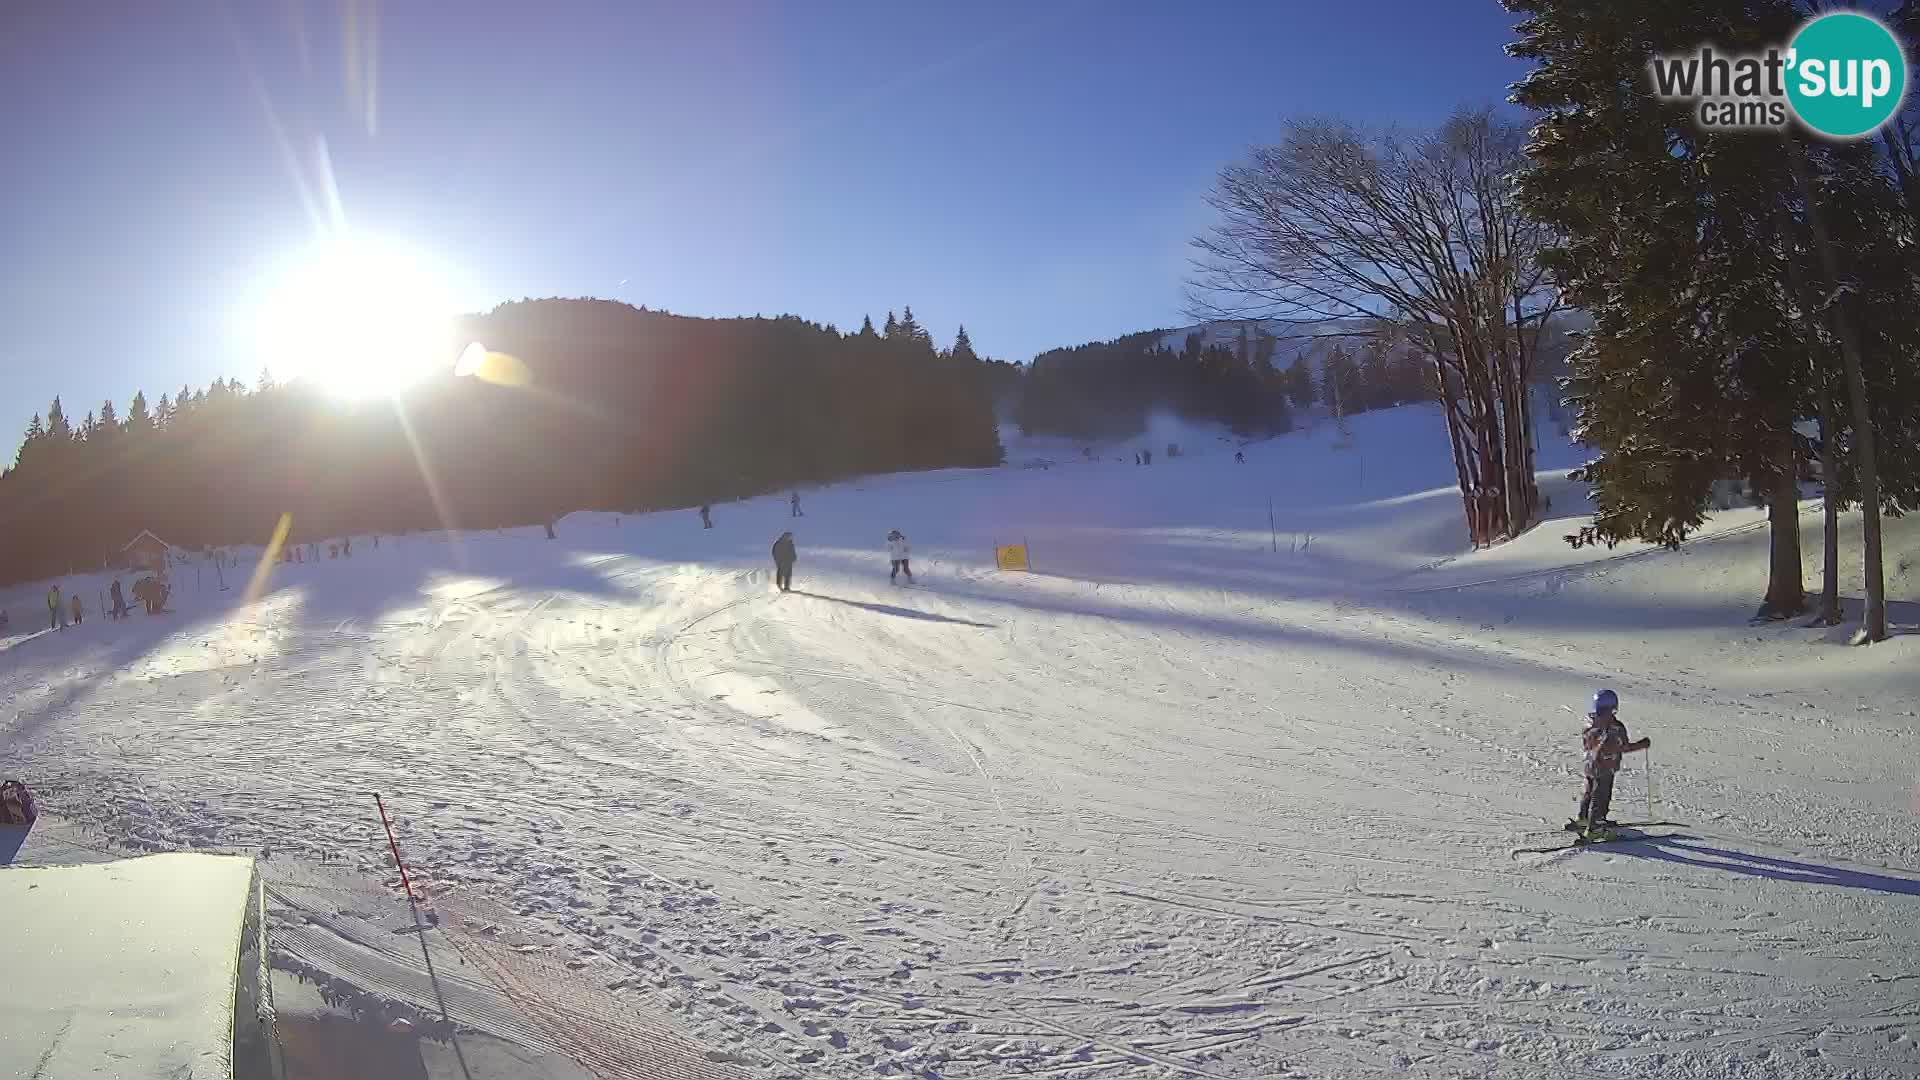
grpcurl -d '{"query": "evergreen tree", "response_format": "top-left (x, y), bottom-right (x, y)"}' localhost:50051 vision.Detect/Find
top-left (153, 393), bottom-right (174, 429)
top-left (127, 390), bottom-right (153, 433)
top-left (1286, 356), bottom-right (1315, 409)
top-left (896, 306), bottom-right (933, 349)
top-left (883, 311), bottom-right (899, 339)
top-left (951, 325), bottom-right (978, 363)
top-left (858, 315), bottom-right (878, 338)
top-left (46, 397), bottom-right (70, 441)
top-left (1508, 0), bottom-right (1815, 617)
top-left (15, 414), bottom-right (44, 469)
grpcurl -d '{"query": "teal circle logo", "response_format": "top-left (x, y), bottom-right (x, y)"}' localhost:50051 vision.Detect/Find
top-left (1785, 12), bottom-right (1907, 139)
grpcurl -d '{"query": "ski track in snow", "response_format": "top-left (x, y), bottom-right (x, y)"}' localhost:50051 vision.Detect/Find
top-left (4, 407), bottom-right (1920, 1078)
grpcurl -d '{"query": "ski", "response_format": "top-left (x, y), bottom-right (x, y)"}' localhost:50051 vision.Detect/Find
top-left (1521, 818), bottom-right (1685, 837)
top-left (1510, 829), bottom-right (1670, 858)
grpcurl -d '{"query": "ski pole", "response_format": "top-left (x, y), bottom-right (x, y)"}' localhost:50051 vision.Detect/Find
top-left (1646, 747), bottom-right (1655, 820)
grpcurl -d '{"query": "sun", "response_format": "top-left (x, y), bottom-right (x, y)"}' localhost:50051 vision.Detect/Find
top-left (254, 233), bottom-right (458, 398)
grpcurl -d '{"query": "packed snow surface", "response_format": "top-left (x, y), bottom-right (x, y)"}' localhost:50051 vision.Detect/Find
top-left (0, 853), bottom-right (257, 1079)
top-left (4, 404), bottom-right (1918, 1078)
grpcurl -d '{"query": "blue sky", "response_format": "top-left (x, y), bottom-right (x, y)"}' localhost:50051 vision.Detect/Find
top-left (0, 1), bottom-right (1528, 450)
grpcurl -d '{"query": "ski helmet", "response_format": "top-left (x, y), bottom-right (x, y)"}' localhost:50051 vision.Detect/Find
top-left (1592, 688), bottom-right (1619, 712)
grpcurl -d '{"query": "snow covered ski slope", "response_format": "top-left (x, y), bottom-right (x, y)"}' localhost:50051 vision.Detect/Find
top-left (4, 404), bottom-right (1919, 1078)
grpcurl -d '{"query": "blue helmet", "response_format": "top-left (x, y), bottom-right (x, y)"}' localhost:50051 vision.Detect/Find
top-left (1593, 688), bottom-right (1619, 712)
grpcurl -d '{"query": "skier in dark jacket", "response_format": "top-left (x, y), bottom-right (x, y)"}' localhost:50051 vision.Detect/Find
top-left (1571, 688), bottom-right (1651, 838)
top-left (699, 504), bottom-right (713, 529)
top-left (110, 579), bottom-right (128, 619)
top-left (771, 532), bottom-right (797, 592)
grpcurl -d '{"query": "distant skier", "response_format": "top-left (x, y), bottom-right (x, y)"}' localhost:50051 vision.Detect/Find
top-left (110, 579), bottom-right (128, 620)
top-left (1570, 688), bottom-right (1651, 839)
top-left (1134, 452), bottom-right (1141, 466)
top-left (887, 530), bottom-right (914, 584)
top-left (790, 492), bottom-right (804, 518)
top-left (1144, 449), bottom-right (1152, 465)
top-left (1235, 450), bottom-right (1245, 464)
top-left (771, 531), bottom-right (797, 593)
top-left (71, 594), bottom-right (83, 626)
top-left (47, 584), bottom-right (62, 630)
top-left (699, 503), bottom-right (713, 529)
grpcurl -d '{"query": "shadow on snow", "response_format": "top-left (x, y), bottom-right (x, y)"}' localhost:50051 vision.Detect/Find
top-left (1619, 836), bottom-right (1920, 898)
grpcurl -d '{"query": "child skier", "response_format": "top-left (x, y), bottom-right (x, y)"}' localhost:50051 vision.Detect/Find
top-left (1570, 688), bottom-right (1651, 839)
top-left (887, 530), bottom-right (913, 584)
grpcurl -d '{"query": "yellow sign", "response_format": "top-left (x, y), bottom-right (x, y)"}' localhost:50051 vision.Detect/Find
top-left (995, 544), bottom-right (1029, 571)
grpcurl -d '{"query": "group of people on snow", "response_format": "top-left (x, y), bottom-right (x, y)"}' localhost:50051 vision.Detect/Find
top-left (764, 528), bottom-right (912, 593)
top-left (36, 574), bottom-right (166, 633)
top-left (44, 584), bottom-right (87, 629)
top-left (695, 492), bottom-right (909, 594)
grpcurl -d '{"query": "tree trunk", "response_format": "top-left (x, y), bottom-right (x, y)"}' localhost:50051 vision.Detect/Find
top-left (1789, 139), bottom-right (1887, 642)
top-left (1431, 345), bottom-right (1478, 545)
top-left (1459, 339), bottom-right (1509, 543)
top-left (1841, 346), bottom-right (1888, 641)
top-left (1522, 381), bottom-right (1541, 518)
top-left (1504, 372), bottom-right (1540, 533)
top-left (1758, 434), bottom-right (1807, 620)
top-left (1815, 389), bottom-right (1842, 626)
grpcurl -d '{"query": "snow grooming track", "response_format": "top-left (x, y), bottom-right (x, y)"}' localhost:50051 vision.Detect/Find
top-left (3, 404), bottom-right (1918, 1077)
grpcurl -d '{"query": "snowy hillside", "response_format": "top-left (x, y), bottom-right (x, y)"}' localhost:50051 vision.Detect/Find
top-left (3, 402), bottom-right (1917, 1079)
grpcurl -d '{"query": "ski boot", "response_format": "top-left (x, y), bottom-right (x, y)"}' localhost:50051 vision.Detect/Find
top-left (1577, 823), bottom-right (1620, 844)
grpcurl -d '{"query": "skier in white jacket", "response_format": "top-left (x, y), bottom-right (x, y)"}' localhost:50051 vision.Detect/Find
top-left (887, 530), bottom-right (914, 584)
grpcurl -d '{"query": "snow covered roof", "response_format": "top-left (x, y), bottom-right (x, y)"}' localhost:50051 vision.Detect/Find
top-left (0, 853), bottom-right (259, 1079)
top-left (121, 529), bottom-right (174, 552)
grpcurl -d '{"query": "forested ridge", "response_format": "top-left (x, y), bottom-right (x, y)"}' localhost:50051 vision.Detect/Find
top-left (0, 298), bottom-right (1009, 584)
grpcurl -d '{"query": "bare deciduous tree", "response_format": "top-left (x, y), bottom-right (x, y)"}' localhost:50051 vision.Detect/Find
top-left (1188, 108), bottom-right (1561, 545)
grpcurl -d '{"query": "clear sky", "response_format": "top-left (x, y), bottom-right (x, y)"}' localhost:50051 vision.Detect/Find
top-left (0, 1), bottom-right (1528, 451)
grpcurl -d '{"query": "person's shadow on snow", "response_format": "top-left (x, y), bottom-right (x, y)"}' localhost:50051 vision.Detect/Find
top-left (1616, 836), bottom-right (1920, 898)
top-left (785, 591), bottom-right (996, 629)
